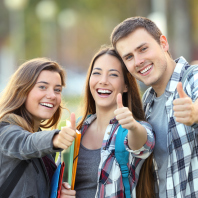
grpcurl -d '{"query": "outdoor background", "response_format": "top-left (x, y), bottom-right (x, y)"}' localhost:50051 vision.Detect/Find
top-left (0, 0), bottom-right (198, 122)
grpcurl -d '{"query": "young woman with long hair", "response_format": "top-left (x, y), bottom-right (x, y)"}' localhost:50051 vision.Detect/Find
top-left (61, 46), bottom-right (155, 198)
top-left (0, 58), bottom-right (76, 198)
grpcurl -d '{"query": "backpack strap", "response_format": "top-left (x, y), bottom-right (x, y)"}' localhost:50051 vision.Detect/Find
top-left (76, 116), bottom-right (82, 125)
top-left (181, 65), bottom-right (197, 85)
top-left (115, 126), bottom-right (131, 198)
top-left (0, 160), bottom-right (31, 198)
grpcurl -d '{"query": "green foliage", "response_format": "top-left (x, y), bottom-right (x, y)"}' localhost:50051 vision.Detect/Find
top-left (59, 94), bottom-right (83, 126)
top-left (0, 0), bottom-right (147, 70)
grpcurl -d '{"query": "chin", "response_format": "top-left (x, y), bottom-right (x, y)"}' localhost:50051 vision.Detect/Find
top-left (141, 78), bottom-right (156, 86)
top-left (40, 114), bottom-right (53, 120)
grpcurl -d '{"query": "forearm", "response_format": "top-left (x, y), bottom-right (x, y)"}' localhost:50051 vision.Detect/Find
top-left (127, 121), bottom-right (147, 150)
top-left (0, 125), bottom-right (60, 160)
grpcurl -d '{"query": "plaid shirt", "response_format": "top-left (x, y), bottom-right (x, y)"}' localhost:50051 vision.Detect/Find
top-left (80, 114), bottom-right (154, 198)
top-left (142, 57), bottom-right (198, 198)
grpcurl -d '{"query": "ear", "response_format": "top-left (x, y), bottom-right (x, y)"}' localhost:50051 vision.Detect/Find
top-left (123, 84), bottom-right (128, 93)
top-left (160, 35), bottom-right (169, 52)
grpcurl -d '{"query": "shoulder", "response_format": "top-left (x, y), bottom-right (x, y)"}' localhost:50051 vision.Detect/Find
top-left (181, 65), bottom-right (198, 100)
top-left (0, 121), bottom-right (9, 128)
top-left (0, 122), bottom-right (23, 132)
top-left (179, 61), bottom-right (198, 85)
top-left (0, 123), bottom-right (33, 140)
top-left (82, 114), bottom-right (96, 125)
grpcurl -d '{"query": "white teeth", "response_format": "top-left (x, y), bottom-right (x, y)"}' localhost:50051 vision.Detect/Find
top-left (97, 89), bottom-right (112, 94)
top-left (40, 103), bottom-right (54, 108)
top-left (140, 65), bottom-right (152, 74)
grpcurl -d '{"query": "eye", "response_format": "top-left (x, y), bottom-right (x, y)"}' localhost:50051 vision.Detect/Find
top-left (55, 88), bottom-right (62, 93)
top-left (110, 73), bottom-right (118, 77)
top-left (125, 55), bottom-right (133, 61)
top-left (39, 85), bottom-right (46, 90)
top-left (92, 72), bottom-right (101, 75)
top-left (141, 46), bottom-right (148, 52)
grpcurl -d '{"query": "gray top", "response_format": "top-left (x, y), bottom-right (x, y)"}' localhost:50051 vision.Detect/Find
top-left (0, 122), bottom-right (61, 198)
top-left (75, 142), bottom-right (101, 198)
top-left (148, 93), bottom-right (168, 198)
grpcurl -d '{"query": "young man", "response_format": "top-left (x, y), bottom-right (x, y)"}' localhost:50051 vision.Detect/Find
top-left (111, 16), bottom-right (198, 198)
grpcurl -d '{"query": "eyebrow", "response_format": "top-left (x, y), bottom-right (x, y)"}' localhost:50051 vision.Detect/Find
top-left (93, 68), bottom-right (102, 71)
top-left (93, 68), bottom-right (120, 73)
top-left (37, 81), bottom-right (62, 87)
top-left (122, 42), bottom-right (147, 58)
top-left (109, 69), bottom-right (120, 73)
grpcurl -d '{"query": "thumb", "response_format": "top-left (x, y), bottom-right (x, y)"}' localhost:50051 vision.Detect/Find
top-left (70, 112), bottom-right (76, 130)
top-left (177, 82), bottom-right (187, 98)
top-left (117, 93), bottom-right (123, 109)
top-left (62, 182), bottom-right (71, 189)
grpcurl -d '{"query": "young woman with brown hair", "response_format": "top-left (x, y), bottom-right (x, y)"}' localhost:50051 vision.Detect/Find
top-left (61, 46), bottom-right (155, 198)
top-left (0, 58), bottom-right (76, 198)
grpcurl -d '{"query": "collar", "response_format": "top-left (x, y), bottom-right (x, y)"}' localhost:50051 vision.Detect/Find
top-left (146, 56), bottom-right (190, 101)
top-left (165, 56), bottom-right (190, 93)
top-left (83, 114), bottom-right (118, 126)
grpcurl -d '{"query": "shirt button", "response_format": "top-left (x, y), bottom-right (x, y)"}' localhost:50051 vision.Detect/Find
top-left (107, 132), bottom-right (110, 135)
top-left (103, 147), bottom-right (106, 150)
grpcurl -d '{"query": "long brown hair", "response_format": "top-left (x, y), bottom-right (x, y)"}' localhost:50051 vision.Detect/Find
top-left (0, 57), bottom-right (66, 132)
top-left (77, 46), bottom-right (144, 129)
top-left (77, 46), bottom-right (155, 197)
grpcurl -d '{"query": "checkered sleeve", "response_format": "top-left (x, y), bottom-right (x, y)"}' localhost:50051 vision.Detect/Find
top-left (184, 67), bottom-right (198, 131)
top-left (124, 121), bottom-right (155, 159)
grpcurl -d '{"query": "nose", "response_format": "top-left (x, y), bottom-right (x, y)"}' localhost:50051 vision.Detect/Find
top-left (46, 89), bottom-right (56, 99)
top-left (134, 54), bottom-right (144, 67)
top-left (99, 74), bottom-right (109, 85)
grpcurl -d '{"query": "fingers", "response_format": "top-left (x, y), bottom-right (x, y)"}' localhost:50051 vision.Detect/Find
top-left (117, 93), bottom-right (123, 109)
top-left (114, 104), bottom-right (135, 130)
top-left (70, 113), bottom-right (76, 130)
top-left (177, 82), bottom-right (188, 98)
top-left (53, 114), bottom-right (77, 149)
top-left (62, 182), bottom-right (71, 189)
top-left (173, 83), bottom-right (194, 125)
top-left (60, 182), bottom-right (76, 197)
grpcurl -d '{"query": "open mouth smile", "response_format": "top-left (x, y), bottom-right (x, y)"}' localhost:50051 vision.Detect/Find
top-left (139, 64), bottom-right (152, 75)
top-left (97, 88), bottom-right (112, 97)
top-left (40, 103), bottom-right (54, 108)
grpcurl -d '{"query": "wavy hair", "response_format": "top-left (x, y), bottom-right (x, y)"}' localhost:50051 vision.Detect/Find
top-left (0, 58), bottom-right (66, 132)
top-left (77, 46), bottom-right (155, 198)
top-left (77, 46), bottom-right (145, 129)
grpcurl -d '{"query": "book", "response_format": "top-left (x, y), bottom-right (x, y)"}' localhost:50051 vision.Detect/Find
top-left (50, 162), bottom-right (65, 198)
top-left (61, 141), bottom-right (75, 186)
top-left (57, 162), bottom-right (65, 198)
top-left (61, 130), bottom-right (81, 190)
top-left (71, 130), bottom-right (81, 189)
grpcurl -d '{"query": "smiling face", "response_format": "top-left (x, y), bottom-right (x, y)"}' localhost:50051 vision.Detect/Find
top-left (89, 54), bottom-right (127, 111)
top-left (116, 28), bottom-right (171, 89)
top-left (25, 70), bottom-right (62, 128)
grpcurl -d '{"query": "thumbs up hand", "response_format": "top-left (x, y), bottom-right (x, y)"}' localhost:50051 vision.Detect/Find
top-left (114, 93), bottom-right (137, 131)
top-left (173, 82), bottom-right (196, 126)
top-left (114, 93), bottom-right (148, 150)
top-left (53, 112), bottom-right (77, 150)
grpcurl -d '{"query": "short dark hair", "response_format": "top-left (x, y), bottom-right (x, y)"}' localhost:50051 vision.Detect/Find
top-left (111, 16), bottom-right (163, 49)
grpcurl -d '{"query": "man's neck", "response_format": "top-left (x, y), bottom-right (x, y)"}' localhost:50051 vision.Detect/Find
top-left (153, 58), bottom-right (176, 97)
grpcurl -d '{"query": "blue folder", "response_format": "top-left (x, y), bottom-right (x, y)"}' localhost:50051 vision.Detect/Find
top-left (50, 163), bottom-right (61, 198)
